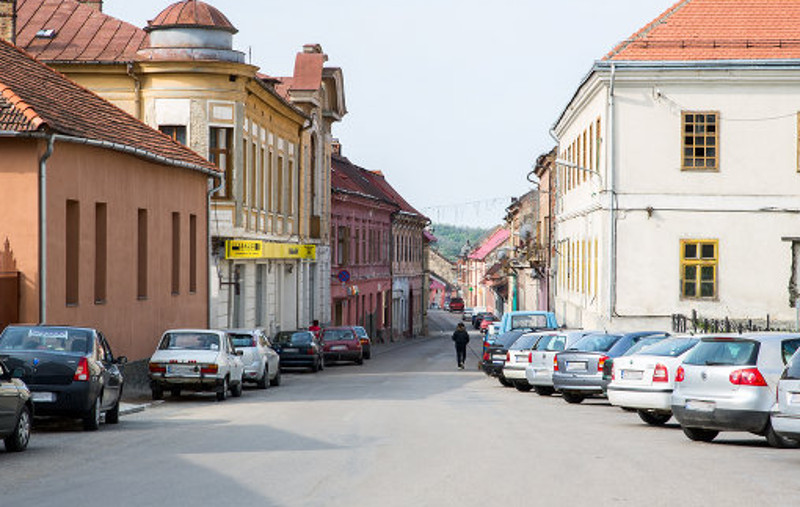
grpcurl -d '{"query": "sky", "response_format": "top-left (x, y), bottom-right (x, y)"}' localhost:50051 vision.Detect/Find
top-left (104, 0), bottom-right (667, 228)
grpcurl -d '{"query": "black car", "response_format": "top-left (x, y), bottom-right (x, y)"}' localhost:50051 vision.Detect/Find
top-left (272, 330), bottom-right (324, 372)
top-left (473, 312), bottom-right (495, 330)
top-left (0, 360), bottom-right (32, 452)
top-left (481, 329), bottom-right (532, 386)
top-left (0, 325), bottom-right (126, 431)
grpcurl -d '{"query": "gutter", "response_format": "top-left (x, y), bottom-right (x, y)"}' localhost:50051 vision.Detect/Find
top-left (608, 62), bottom-right (617, 321)
top-left (38, 133), bottom-right (55, 324)
top-left (207, 175), bottom-right (225, 328)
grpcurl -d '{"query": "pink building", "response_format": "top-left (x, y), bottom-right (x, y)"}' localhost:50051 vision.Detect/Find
top-left (463, 227), bottom-right (510, 315)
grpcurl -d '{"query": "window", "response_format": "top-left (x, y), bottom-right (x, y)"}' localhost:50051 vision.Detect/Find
top-left (250, 140), bottom-right (257, 208)
top-left (337, 226), bottom-right (349, 266)
top-left (189, 214), bottom-right (197, 293)
top-left (137, 209), bottom-right (148, 299)
top-left (66, 200), bottom-right (80, 306)
top-left (171, 212), bottom-right (180, 295)
top-left (682, 112), bottom-right (718, 170)
top-left (95, 203), bottom-right (107, 304)
top-left (681, 239), bottom-right (718, 299)
top-left (277, 156), bottom-right (284, 214)
top-left (209, 127), bottom-right (233, 198)
top-left (159, 125), bottom-right (186, 145)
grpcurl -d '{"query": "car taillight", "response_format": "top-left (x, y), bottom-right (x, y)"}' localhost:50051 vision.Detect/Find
top-left (653, 363), bottom-right (669, 383)
top-left (200, 364), bottom-right (219, 375)
top-left (483, 351), bottom-right (490, 362)
top-left (149, 362), bottom-right (166, 374)
top-left (506, 352), bottom-right (511, 362)
top-left (528, 352), bottom-right (533, 363)
top-left (74, 357), bottom-right (90, 381)
top-left (553, 356), bottom-right (559, 372)
top-left (597, 355), bottom-right (609, 372)
top-left (676, 366), bottom-right (685, 382)
top-left (308, 347), bottom-right (317, 355)
top-left (730, 368), bottom-right (767, 386)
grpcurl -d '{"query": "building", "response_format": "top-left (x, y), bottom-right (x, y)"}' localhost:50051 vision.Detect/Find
top-left (11, 0), bottom-right (335, 334)
top-left (0, 37), bottom-right (219, 359)
top-left (462, 227), bottom-right (510, 315)
top-left (552, 0), bottom-right (800, 330)
top-left (330, 152), bottom-right (395, 341)
top-left (427, 242), bottom-right (457, 309)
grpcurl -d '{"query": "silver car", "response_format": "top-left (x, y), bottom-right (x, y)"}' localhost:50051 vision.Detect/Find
top-left (672, 333), bottom-right (800, 446)
top-left (227, 328), bottom-right (281, 389)
top-left (525, 330), bottom-right (596, 396)
top-left (769, 345), bottom-right (800, 446)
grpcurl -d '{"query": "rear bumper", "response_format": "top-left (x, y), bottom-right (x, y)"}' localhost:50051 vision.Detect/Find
top-left (770, 413), bottom-right (800, 441)
top-left (672, 405), bottom-right (769, 433)
top-left (28, 382), bottom-right (94, 417)
top-left (324, 351), bottom-right (361, 362)
top-left (552, 372), bottom-right (605, 394)
top-left (279, 354), bottom-right (317, 368)
top-left (503, 366), bottom-right (527, 380)
top-left (150, 374), bottom-right (224, 392)
top-left (606, 386), bottom-right (673, 411)
top-left (526, 367), bottom-right (553, 386)
top-left (482, 362), bottom-right (504, 377)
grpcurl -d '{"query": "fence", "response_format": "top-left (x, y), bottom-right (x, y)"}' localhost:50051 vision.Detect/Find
top-left (671, 310), bottom-right (794, 334)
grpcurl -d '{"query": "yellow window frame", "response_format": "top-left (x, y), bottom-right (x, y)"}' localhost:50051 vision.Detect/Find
top-left (680, 239), bottom-right (718, 299)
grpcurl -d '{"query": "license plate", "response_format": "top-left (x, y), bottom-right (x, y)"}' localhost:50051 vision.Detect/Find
top-left (621, 369), bottom-right (643, 380)
top-left (790, 393), bottom-right (800, 404)
top-left (566, 361), bottom-right (587, 372)
top-left (516, 355), bottom-right (528, 362)
top-left (31, 391), bottom-right (55, 402)
top-left (685, 400), bottom-right (715, 412)
top-left (167, 364), bottom-right (197, 375)
top-left (332, 345), bottom-right (347, 351)
top-left (283, 348), bottom-right (298, 353)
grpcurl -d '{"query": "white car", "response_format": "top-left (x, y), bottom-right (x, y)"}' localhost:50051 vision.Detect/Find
top-left (149, 329), bottom-right (245, 401)
top-left (227, 328), bottom-right (281, 389)
top-left (502, 332), bottom-right (552, 392)
top-left (769, 345), bottom-right (800, 444)
top-left (525, 330), bottom-right (595, 396)
top-left (606, 336), bottom-right (699, 425)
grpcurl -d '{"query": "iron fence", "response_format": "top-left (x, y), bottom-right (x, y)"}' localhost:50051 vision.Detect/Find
top-left (671, 309), bottom-right (793, 334)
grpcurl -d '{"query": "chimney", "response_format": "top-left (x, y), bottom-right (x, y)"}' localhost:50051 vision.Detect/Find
top-left (331, 139), bottom-right (341, 156)
top-left (78, 0), bottom-right (102, 11)
top-left (0, 0), bottom-right (16, 44)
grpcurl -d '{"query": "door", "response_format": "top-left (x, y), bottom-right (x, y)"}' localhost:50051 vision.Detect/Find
top-left (97, 333), bottom-right (122, 410)
top-left (0, 363), bottom-right (17, 433)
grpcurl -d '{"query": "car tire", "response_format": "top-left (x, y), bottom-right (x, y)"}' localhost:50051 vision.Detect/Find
top-left (514, 381), bottom-right (533, 392)
top-left (83, 396), bottom-right (101, 431)
top-left (498, 376), bottom-right (513, 388)
top-left (682, 427), bottom-right (718, 442)
top-left (171, 388), bottom-right (181, 398)
top-left (256, 366), bottom-right (268, 389)
top-left (216, 377), bottom-right (228, 402)
top-left (152, 386), bottom-right (164, 401)
top-left (364, 351), bottom-right (371, 360)
top-left (319, 357), bottom-right (325, 371)
top-left (356, 355), bottom-right (364, 365)
top-left (765, 422), bottom-right (800, 448)
top-left (311, 360), bottom-right (320, 373)
top-left (637, 410), bottom-right (671, 426)
top-left (562, 392), bottom-right (585, 404)
top-left (4, 405), bottom-right (31, 452)
top-left (231, 378), bottom-right (243, 398)
top-left (270, 367), bottom-right (282, 387)
top-left (533, 386), bottom-right (554, 396)
top-left (105, 398), bottom-right (121, 425)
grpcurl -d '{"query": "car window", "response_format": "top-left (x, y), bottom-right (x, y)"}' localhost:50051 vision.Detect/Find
top-left (227, 335), bottom-right (236, 353)
top-left (322, 329), bottom-right (356, 341)
top-left (536, 335), bottom-right (567, 352)
top-left (510, 314), bottom-right (548, 330)
top-left (498, 331), bottom-right (526, 348)
top-left (635, 337), bottom-right (699, 357)
top-left (509, 334), bottom-right (540, 350)
top-left (0, 326), bottom-right (91, 355)
top-left (230, 333), bottom-right (257, 348)
top-left (782, 339), bottom-right (800, 365)
top-left (96, 335), bottom-right (112, 362)
top-left (569, 334), bottom-right (622, 352)
top-left (159, 332), bottom-right (220, 351)
top-left (622, 336), bottom-right (668, 356)
top-left (354, 327), bottom-right (368, 338)
top-left (683, 339), bottom-right (759, 366)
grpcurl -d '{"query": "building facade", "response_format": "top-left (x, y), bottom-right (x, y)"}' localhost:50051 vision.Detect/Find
top-left (462, 227), bottom-right (510, 315)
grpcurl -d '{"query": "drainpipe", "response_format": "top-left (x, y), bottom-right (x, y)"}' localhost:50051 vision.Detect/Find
top-left (38, 133), bottom-right (55, 324)
top-left (207, 174), bottom-right (225, 328)
top-left (608, 62), bottom-right (617, 322)
top-left (126, 63), bottom-right (142, 120)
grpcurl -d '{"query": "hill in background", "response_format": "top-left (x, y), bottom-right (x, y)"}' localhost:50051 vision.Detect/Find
top-left (429, 223), bottom-right (492, 261)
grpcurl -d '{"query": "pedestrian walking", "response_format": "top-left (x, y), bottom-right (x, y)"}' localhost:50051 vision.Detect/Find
top-left (452, 323), bottom-right (470, 369)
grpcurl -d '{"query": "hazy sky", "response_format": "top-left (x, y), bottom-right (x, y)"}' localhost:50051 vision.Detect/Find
top-left (104, 0), bottom-right (667, 227)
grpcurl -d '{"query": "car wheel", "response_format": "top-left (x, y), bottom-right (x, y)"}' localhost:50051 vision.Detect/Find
top-left (83, 396), bottom-right (101, 431)
top-left (105, 398), bottom-right (121, 425)
top-left (356, 355), bottom-right (364, 365)
top-left (311, 360), bottom-right (320, 373)
top-left (231, 378), bottom-right (243, 398)
top-left (171, 388), bottom-right (181, 398)
top-left (4, 405), bottom-right (31, 452)
top-left (533, 386), bottom-right (554, 396)
top-left (562, 392), bottom-right (585, 404)
top-left (682, 427), bottom-right (719, 442)
top-left (256, 365), bottom-right (268, 389)
top-left (498, 376), bottom-right (513, 387)
top-left (637, 410), bottom-right (671, 426)
top-left (152, 386), bottom-right (164, 401)
top-left (514, 381), bottom-right (533, 392)
top-left (319, 356), bottom-right (325, 370)
top-left (270, 367), bottom-right (282, 387)
top-left (765, 422), bottom-right (800, 448)
top-left (216, 377), bottom-right (228, 402)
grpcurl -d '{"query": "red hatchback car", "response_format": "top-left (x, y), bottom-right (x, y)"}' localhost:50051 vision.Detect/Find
top-left (321, 327), bottom-right (364, 365)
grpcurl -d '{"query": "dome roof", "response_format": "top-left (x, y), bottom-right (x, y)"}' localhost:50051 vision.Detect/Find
top-left (146, 1), bottom-right (237, 34)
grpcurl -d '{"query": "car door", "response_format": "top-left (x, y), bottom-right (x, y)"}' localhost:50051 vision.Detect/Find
top-left (0, 362), bottom-right (17, 433)
top-left (261, 333), bottom-right (279, 376)
top-left (98, 333), bottom-right (122, 409)
top-left (226, 334), bottom-right (244, 381)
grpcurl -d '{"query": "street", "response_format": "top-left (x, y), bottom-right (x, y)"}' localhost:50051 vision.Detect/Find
top-left (1, 310), bottom-right (799, 506)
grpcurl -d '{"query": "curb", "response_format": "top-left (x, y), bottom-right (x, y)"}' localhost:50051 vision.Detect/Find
top-left (119, 400), bottom-right (162, 417)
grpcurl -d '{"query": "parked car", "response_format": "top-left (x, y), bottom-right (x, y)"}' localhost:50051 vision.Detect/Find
top-left (321, 327), bottom-right (364, 365)
top-left (481, 329), bottom-right (532, 386)
top-left (526, 330), bottom-right (596, 396)
top-left (470, 307), bottom-right (487, 327)
top-left (461, 308), bottom-right (474, 321)
top-left (771, 345), bottom-right (800, 444)
top-left (502, 332), bottom-right (550, 392)
top-left (473, 312), bottom-right (495, 330)
top-left (0, 359), bottom-right (32, 452)
top-left (479, 315), bottom-right (499, 334)
top-left (601, 334), bottom-right (674, 389)
top-left (227, 328), bottom-right (281, 388)
top-left (353, 326), bottom-right (373, 359)
top-left (553, 331), bottom-right (669, 404)
top-left (0, 325), bottom-right (126, 431)
top-left (672, 333), bottom-right (800, 447)
top-left (273, 330), bottom-right (324, 372)
top-left (449, 297), bottom-right (465, 312)
top-left (149, 329), bottom-right (244, 402)
top-left (606, 336), bottom-right (700, 425)
top-left (496, 310), bottom-right (559, 334)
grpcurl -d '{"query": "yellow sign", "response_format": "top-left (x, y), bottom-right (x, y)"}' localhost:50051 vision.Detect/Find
top-left (225, 241), bottom-right (316, 260)
top-left (225, 240), bottom-right (263, 259)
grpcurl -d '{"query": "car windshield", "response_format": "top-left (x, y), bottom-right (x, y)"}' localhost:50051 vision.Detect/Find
top-left (569, 334), bottom-right (622, 352)
top-left (534, 334), bottom-right (566, 352)
top-left (0, 326), bottom-right (91, 354)
top-left (510, 314), bottom-right (548, 330)
top-left (683, 339), bottom-right (759, 366)
top-left (159, 332), bottom-right (220, 351)
top-left (322, 329), bottom-right (356, 342)
top-left (497, 331), bottom-right (526, 348)
top-left (274, 332), bottom-right (312, 345)
top-left (622, 336), bottom-right (669, 356)
top-left (353, 327), bottom-right (368, 338)
top-left (509, 334), bottom-right (541, 350)
top-left (229, 333), bottom-right (257, 348)
top-left (634, 337), bottom-right (699, 357)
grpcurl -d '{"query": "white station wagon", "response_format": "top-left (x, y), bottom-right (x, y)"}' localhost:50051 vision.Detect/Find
top-left (149, 329), bottom-right (245, 402)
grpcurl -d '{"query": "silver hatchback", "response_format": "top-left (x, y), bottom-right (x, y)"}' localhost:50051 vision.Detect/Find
top-left (672, 333), bottom-right (800, 446)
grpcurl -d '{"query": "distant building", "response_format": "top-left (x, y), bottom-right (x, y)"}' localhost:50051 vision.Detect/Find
top-left (427, 244), bottom-right (457, 309)
top-left (462, 228), bottom-right (511, 315)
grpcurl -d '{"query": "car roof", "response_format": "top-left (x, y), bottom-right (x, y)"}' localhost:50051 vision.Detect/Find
top-left (699, 332), bottom-right (800, 343)
top-left (6, 324), bottom-right (96, 332)
top-left (163, 329), bottom-right (226, 335)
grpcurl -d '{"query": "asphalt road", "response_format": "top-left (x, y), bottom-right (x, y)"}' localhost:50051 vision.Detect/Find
top-left (2, 310), bottom-right (800, 506)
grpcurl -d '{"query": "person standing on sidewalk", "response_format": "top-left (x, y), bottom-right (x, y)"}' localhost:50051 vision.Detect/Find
top-left (452, 323), bottom-right (470, 369)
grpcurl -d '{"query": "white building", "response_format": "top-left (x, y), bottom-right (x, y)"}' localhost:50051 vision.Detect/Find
top-left (552, 0), bottom-right (800, 331)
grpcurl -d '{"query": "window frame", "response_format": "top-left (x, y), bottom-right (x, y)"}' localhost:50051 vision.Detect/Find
top-left (681, 111), bottom-right (719, 172)
top-left (209, 127), bottom-right (234, 199)
top-left (680, 239), bottom-right (718, 300)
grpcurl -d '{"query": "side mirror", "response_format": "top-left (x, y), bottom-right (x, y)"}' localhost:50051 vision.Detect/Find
top-left (116, 356), bottom-right (128, 365)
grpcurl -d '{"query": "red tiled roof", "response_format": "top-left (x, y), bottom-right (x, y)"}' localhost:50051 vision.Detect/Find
top-left (363, 169), bottom-right (427, 220)
top-left (469, 228), bottom-right (510, 261)
top-left (290, 51), bottom-right (325, 91)
top-left (17, 0), bottom-right (148, 62)
top-left (607, 0), bottom-right (800, 61)
top-left (146, 0), bottom-right (237, 34)
top-left (332, 154), bottom-right (398, 208)
top-left (0, 38), bottom-right (219, 173)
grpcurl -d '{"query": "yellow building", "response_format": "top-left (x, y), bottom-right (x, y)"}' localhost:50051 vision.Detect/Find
top-left (13, 0), bottom-right (332, 332)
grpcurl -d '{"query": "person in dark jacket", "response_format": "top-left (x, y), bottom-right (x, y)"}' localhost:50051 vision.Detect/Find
top-left (452, 323), bottom-right (470, 369)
